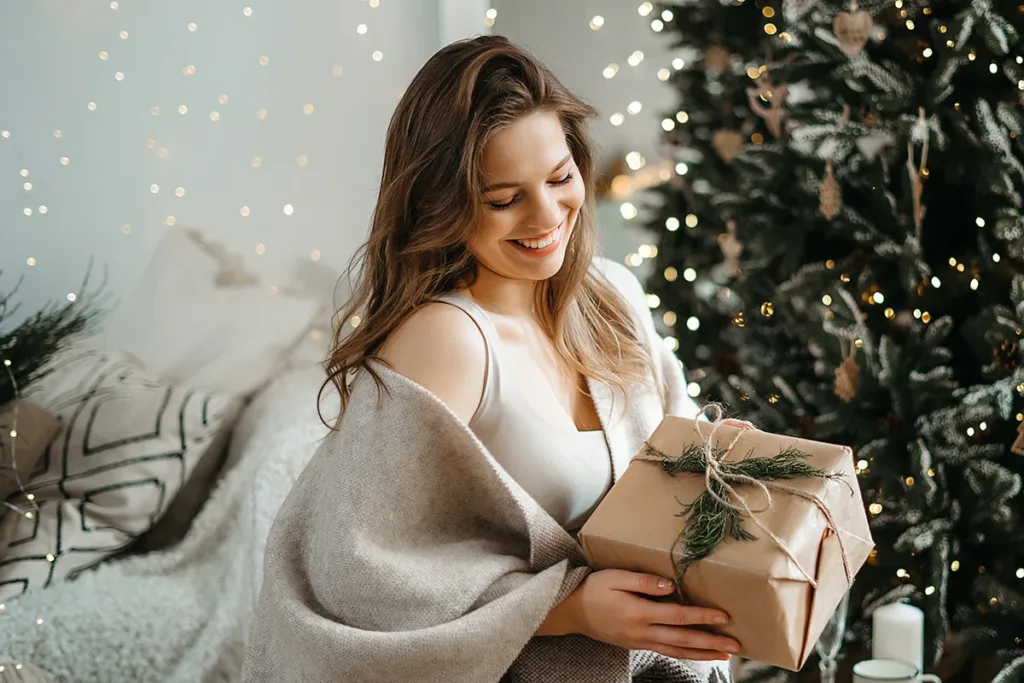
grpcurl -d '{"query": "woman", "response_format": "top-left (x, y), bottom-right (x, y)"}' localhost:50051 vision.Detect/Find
top-left (242, 36), bottom-right (738, 683)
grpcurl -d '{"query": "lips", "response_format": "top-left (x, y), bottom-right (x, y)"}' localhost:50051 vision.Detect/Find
top-left (508, 216), bottom-right (567, 248)
top-left (512, 225), bottom-right (562, 250)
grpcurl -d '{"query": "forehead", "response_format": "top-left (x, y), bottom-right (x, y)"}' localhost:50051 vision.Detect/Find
top-left (480, 111), bottom-right (569, 178)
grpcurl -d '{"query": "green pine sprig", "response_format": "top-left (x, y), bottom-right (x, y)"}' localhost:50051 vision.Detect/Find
top-left (646, 442), bottom-right (845, 582)
top-left (0, 264), bottom-right (108, 407)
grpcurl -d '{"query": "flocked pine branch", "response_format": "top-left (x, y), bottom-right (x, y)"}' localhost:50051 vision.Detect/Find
top-left (0, 263), bottom-right (108, 406)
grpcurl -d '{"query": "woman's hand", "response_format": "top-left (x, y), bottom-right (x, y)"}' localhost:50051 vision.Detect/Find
top-left (542, 569), bottom-right (740, 661)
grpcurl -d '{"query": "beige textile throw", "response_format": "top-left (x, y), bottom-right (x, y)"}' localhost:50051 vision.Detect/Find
top-left (633, 403), bottom-right (853, 591)
top-left (241, 363), bottom-right (731, 683)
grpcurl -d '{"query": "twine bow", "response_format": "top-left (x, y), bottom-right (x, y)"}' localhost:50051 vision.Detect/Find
top-left (634, 404), bottom-right (854, 592)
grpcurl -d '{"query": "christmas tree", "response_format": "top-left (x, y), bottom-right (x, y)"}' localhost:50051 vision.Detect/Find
top-left (638, 0), bottom-right (1024, 680)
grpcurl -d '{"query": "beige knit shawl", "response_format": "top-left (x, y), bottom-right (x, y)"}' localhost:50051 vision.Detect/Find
top-left (241, 260), bottom-right (732, 683)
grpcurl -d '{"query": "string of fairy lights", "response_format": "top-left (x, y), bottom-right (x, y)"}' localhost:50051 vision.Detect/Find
top-left (1, 0), bottom-right (466, 299)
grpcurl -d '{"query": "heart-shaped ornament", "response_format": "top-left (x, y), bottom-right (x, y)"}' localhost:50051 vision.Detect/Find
top-left (712, 129), bottom-right (744, 163)
top-left (833, 10), bottom-right (873, 57)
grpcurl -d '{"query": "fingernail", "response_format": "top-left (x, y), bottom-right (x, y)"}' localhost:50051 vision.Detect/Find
top-left (657, 579), bottom-right (671, 589)
top-left (718, 654), bottom-right (731, 661)
top-left (726, 643), bottom-right (740, 653)
top-left (714, 615), bottom-right (729, 625)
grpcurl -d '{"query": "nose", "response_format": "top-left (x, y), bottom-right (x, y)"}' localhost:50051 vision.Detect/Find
top-left (525, 189), bottom-right (563, 231)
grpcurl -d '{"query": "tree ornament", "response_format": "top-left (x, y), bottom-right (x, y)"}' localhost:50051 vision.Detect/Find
top-left (860, 106), bottom-right (880, 128)
top-left (1012, 423), bottom-right (1024, 456)
top-left (833, 354), bottom-right (860, 403)
top-left (833, 1), bottom-right (872, 57)
top-left (819, 161), bottom-right (842, 220)
top-left (712, 129), bottom-right (744, 163)
top-left (718, 221), bottom-right (743, 277)
top-left (746, 75), bottom-right (788, 139)
top-left (907, 107), bottom-right (930, 243)
top-left (703, 44), bottom-right (730, 74)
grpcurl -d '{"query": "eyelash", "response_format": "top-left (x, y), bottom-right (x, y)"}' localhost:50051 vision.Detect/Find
top-left (488, 172), bottom-right (575, 211)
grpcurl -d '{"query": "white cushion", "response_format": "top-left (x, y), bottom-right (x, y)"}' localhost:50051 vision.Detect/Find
top-left (0, 346), bottom-right (241, 600)
top-left (96, 229), bottom-right (325, 397)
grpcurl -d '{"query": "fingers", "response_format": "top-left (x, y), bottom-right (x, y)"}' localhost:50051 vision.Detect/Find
top-left (645, 625), bottom-right (741, 656)
top-left (645, 601), bottom-right (730, 627)
top-left (605, 569), bottom-right (678, 597)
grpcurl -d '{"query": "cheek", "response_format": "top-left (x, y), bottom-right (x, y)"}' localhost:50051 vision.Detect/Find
top-left (563, 181), bottom-right (586, 227)
top-left (470, 212), bottom-right (514, 255)
top-left (566, 178), bottom-right (586, 211)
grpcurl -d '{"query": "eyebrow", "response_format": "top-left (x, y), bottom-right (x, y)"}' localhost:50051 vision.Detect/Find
top-left (482, 153), bottom-right (572, 193)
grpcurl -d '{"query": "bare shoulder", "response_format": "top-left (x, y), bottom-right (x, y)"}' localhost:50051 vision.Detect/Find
top-left (377, 302), bottom-right (487, 424)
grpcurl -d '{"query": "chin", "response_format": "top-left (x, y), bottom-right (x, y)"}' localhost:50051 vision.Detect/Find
top-left (523, 252), bottom-right (567, 282)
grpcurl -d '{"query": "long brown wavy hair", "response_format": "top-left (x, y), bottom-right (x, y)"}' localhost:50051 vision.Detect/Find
top-left (322, 35), bottom-right (652, 420)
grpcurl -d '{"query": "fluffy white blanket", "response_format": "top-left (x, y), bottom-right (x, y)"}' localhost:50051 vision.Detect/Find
top-left (0, 365), bottom-right (333, 683)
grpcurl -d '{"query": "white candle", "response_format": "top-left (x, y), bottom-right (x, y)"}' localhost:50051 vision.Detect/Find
top-left (872, 602), bottom-right (924, 673)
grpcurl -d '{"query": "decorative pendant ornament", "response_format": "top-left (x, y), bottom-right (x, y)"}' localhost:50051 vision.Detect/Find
top-left (703, 44), bottom-right (730, 74)
top-left (833, 341), bottom-right (861, 403)
top-left (907, 107), bottom-right (930, 243)
top-left (712, 129), bottom-right (744, 163)
top-left (746, 75), bottom-right (788, 139)
top-left (718, 221), bottom-right (743, 277)
top-left (1011, 423), bottom-right (1024, 456)
top-left (833, 0), bottom-right (873, 57)
top-left (819, 161), bottom-right (842, 220)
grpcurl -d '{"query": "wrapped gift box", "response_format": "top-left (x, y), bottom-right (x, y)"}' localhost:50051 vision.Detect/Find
top-left (578, 416), bottom-right (875, 671)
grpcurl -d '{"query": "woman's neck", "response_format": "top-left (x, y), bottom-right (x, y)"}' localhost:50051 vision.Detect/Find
top-left (465, 265), bottom-right (538, 318)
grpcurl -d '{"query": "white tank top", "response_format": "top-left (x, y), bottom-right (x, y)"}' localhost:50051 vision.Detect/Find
top-left (434, 292), bottom-right (613, 531)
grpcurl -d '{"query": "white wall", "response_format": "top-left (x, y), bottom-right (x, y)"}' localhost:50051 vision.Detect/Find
top-left (0, 1), bottom-right (673, 327)
top-left (0, 0), bottom-right (443, 326)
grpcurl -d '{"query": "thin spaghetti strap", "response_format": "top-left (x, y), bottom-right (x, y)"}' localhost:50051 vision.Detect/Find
top-left (431, 291), bottom-right (501, 421)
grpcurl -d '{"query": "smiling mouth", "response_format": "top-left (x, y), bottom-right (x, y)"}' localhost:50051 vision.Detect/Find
top-left (508, 217), bottom-right (567, 250)
top-left (512, 225), bottom-right (562, 250)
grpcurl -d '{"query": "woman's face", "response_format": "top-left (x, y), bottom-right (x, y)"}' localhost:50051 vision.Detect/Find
top-left (468, 110), bottom-right (586, 283)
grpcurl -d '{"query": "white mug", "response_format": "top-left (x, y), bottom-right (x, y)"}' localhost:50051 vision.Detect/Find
top-left (853, 659), bottom-right (941, 683)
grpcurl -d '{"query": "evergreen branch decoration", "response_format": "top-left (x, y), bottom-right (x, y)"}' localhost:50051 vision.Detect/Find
top-left (644, 442), bottom-right (844, 580)
top-left (0, 263), bottom-right (108, 406)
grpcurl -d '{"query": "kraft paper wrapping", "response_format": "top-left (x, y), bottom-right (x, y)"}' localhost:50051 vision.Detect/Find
top-left (578, 416), bottom-right (875, 671)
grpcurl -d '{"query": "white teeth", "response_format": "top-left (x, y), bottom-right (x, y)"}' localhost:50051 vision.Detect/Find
top-left (515, 226), bottom-right (561, 250)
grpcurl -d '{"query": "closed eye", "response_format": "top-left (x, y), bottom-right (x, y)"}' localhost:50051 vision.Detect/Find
top-left (488, 172), bottom-right (575, 211)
